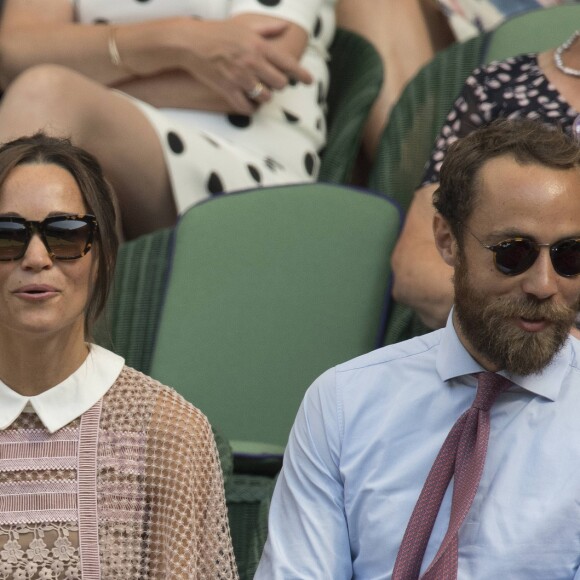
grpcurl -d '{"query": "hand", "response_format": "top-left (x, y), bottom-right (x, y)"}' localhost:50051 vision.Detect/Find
top-left (178, 17), bottom-right (313, 115)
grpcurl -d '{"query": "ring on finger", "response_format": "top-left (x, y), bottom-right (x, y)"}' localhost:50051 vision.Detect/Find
top-left (247, 81), bottom-right (265, 100)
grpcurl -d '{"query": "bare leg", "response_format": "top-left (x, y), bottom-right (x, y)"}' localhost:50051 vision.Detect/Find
top-left (337, 0), bottom-right (454, 160)
top-left (0, 64), bottom-right (176, 239)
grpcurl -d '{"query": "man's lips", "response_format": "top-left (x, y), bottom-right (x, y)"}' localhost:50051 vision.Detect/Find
top-left (515, 317), bottom-right (550, 332)
top-left (12, 284), bottom-right (60, 300)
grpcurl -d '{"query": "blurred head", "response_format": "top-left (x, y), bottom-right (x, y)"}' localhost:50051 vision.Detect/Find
top-left (0, 133), bottom-right (119, 337)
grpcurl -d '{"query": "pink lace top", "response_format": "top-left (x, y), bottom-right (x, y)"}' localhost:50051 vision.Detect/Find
top-left (0, 365), bottom-right (238, 579)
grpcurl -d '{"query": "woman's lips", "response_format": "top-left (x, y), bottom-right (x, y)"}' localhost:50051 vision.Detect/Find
top-left (12, 284), bottom-right (59, 301)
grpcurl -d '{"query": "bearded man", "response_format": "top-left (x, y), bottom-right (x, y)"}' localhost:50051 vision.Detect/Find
top-left (255, 118), bottom-right (580, 579)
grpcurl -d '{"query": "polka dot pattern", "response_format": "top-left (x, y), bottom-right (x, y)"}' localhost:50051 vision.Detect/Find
top-left (167, 132), bottom-right (185, 154)
top-left (207, 172), bottom-right (225, 195)
top-left (317, 81), bottom-right (325, 105)
top-left (227, 115), bottom-right (252, 129)
top-left (283, 110), bottom-right (299, 123)
top-left (422, 54), bottom-right (580, 186)
top-left (75, 0), bottom-right (335, 214)
top-left (304, 152), bottom-right (315, 176)
top-left (313, 17), bottom-right (322, 38)
top-left (247, 165), bottom-right (262, 183)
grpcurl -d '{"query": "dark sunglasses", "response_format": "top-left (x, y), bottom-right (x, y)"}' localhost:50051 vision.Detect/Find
top-left (468, 229), bottom-right (580, 277)
top-left (0, 214), bottom-right (97, 261)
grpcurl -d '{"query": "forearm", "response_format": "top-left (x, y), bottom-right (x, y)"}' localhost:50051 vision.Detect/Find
top-left (117, 14), bottom-right (308, 112)
top-left (391, 183), bottom-right (454, 329)
top-left (0, 0), bottom-right (311, 113)
top-left (0, 10), bottom-right (189, 89)
top-left (0, 24), bottom-right (114, 88)
top-left (391, 238), bottom-right (454, 329)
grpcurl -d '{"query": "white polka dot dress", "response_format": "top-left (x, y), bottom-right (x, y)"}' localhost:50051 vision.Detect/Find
top-left (74, 0), bottom-right (336, 213)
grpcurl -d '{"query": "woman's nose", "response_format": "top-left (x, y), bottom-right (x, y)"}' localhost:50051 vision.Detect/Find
top-left (20, 234), bottom-right (53, 269)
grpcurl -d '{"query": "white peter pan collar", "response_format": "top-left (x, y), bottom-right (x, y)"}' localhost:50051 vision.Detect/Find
top-left (0, 344), bottom-right (125, 433)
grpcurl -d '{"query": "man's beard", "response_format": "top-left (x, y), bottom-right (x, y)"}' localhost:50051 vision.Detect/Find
top-left (454, 255), bottom-right (578, 376)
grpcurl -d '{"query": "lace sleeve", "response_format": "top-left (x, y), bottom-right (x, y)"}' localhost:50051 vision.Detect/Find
top-left (421, 63), bottom-right (501, 187)
top-left (145, 387), bottom-right (238, 579)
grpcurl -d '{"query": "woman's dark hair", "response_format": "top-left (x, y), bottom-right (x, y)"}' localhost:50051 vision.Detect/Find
top-left (433, 118), bottom-right (580, 243)
top-left (0, 132), bottom-right (119, 337)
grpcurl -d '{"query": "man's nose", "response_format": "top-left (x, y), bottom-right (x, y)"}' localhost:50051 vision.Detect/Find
top-left (520, 247), bottom-right (559, 300)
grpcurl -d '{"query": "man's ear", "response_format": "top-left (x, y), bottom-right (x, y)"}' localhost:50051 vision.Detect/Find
top-left (433, 212), bottom-right (459, 268)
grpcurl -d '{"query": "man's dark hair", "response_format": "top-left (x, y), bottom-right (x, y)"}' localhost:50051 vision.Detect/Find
top-left (0, 132), bottom-right (119, 337)
top-left (433, 118), bottom-right (580, 242)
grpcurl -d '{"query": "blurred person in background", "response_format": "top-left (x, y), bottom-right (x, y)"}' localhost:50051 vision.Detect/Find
top-left (0, 0), bottom-right (335, 239)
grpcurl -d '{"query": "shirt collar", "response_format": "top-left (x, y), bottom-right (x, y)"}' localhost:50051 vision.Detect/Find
top-left (436, 308), bottom-right (572, 402)
top-left (0, 344), bottom-right (124, 433)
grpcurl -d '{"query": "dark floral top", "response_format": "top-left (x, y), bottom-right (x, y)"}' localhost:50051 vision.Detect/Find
top-left (422, 53), bottom-right (579, 186)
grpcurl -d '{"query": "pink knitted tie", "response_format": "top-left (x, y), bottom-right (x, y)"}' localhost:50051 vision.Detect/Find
top-left (392, 372), bottom-right (511, 580)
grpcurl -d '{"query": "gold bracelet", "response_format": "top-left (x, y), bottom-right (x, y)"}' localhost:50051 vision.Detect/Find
top-left (108, 26), bottom-right (137, 76)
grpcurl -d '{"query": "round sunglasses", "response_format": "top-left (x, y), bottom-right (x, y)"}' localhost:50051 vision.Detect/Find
top-left (0, 214), bottom-right (97, 261)
top-left (468, 229), bottom-right (580, 277)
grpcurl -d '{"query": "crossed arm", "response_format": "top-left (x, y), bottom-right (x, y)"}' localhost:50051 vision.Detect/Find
top-left (0, 0), bottom-right (313, 115)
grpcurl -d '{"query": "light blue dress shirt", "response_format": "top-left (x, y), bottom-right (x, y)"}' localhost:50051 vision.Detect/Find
top-left (255, 314), bottom-right (580, 579)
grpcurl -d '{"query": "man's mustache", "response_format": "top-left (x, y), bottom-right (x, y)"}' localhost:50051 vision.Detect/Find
top-left (484, 296), bottom-right (577, 324)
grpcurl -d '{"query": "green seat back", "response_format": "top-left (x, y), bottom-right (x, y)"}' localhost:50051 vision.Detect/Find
top-left (485, 4), bottom-right (580, 63)
top-left (368, 34), bottom-right (488, 344)
top-left (226, 474), bottom-right (277, 579)
top-left (93, 227), bottom-right (173, 374)
top-left (319, 28), bottom-right (384, 183)
top-left (149, 183), bottom-right (400, 452)
top-left (368, 33), bottom-right (488, 213)
top-left (93, 227), bottom-right (235, 481)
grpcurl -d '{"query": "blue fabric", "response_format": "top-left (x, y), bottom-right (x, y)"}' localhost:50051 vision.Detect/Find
top-left (256, 313), bottom-right (580, 579)
top-left (436, 0), bottom-right (580, 40)
top-left (490, 0), bottom-right (543, 11)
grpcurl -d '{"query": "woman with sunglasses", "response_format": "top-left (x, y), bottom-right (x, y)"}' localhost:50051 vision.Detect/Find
top-left (0, 133), bottom-right (238, 579)
top-left (0, 0), bottom-right (335, 240)
top-left (391, 22), bottom-right (580, 334)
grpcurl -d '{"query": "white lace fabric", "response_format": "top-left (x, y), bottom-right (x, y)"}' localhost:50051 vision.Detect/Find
top-left (0, 522), bottom-right (79, 579)
top-left (0, 367), bottom-right (238, 579)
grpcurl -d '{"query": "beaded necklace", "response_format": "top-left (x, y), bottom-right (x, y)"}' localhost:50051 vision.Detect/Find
top-left (553, 30), bottom-right (580, 140)
top-left (554, 30), bottom-right (580, 77)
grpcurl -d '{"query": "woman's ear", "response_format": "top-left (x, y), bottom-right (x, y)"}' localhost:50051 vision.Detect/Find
top-left (433, 212), bottom-right (458, 268)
